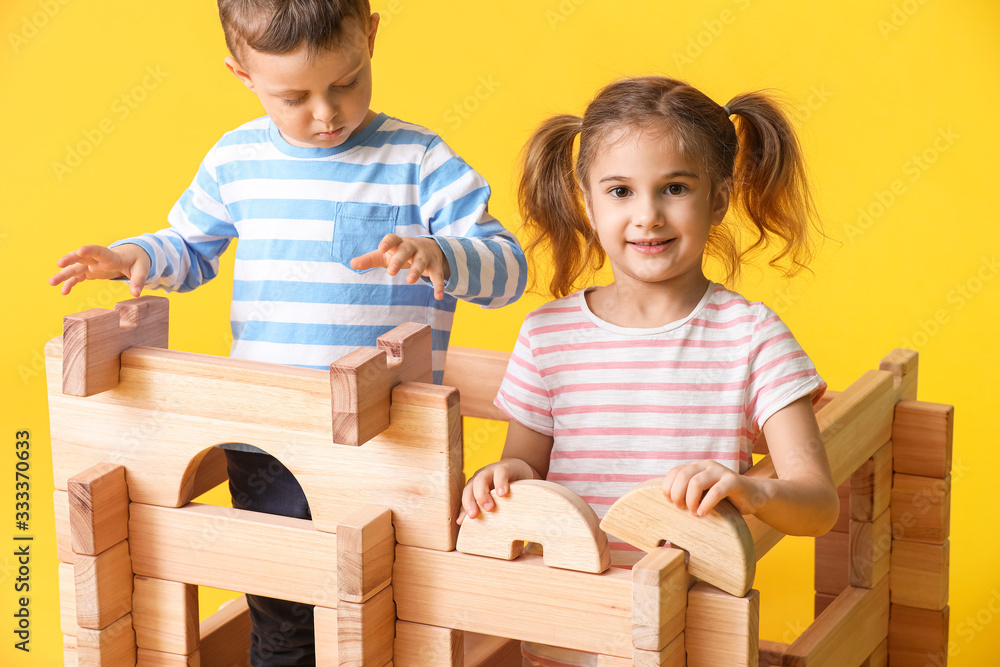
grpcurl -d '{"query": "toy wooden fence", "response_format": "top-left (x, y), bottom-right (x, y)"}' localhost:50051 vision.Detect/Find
top-left (48, 296), bottom-right (953, 666)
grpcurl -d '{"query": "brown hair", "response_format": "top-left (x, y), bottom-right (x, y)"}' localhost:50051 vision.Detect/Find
top-left (218, 0), bottom-right (371, 65)
top-left (518, 76), bottom-right (819, 298)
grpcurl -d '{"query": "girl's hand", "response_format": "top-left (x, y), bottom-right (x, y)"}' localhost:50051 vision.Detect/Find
top-left (49, 244), bottom-right (150, 297)
top-left (661, 460), bottom-right (768, 517)
top-left (458, 458), bottom-right (538, 525)
top-left (350, 234), bottom-right (451, 300)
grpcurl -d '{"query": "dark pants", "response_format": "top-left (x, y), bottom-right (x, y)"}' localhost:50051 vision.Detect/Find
top-left (225, 449), bottom-right (316, 667)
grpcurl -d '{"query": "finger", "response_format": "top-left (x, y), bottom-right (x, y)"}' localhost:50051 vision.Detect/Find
top-left (461, 484), bottom-right (479, 520)
top-left (472, 473), bottom-right (496, 512)
top-left (129, 260), bottom-right (148, 297)
top-left (406, 255), bottom-right (428, 285)
top-left (456, 508), bottom-right (467, 525)
top-left (387, 244), bottom-right (416, 276)
top-left (377, 233), bottom-right (402, 252)
top-left (697, 484), bottom-right (726, 516)
top-left (667, 467), bottom-right (694, 509)
top-left (685, 473), bottom-right (711, 515)
top-left (349, 248), bottom-right (388, 271)
top-left (494, 468), bottom-right (511, 497)
top-left (49, 264), bottom-right (82, 286)
top-left (60, 275), bottom-right (84, 296)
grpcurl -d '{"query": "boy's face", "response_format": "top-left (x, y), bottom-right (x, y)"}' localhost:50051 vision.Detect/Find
top-left (226, 15), bottom-right (379, 149)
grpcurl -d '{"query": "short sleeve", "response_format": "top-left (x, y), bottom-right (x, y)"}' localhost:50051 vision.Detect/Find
top-left (745, 306), bottom-right (826, 433)
top-left (493, 319), bottom-right (554, 436)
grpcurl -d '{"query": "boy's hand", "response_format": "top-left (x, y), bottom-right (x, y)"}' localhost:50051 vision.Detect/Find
top-left (350, 234), bottom-right (450, 300)
top-left (457, 459), bottom-right (536, 525)
top-left (661, 460), bottom-right (767, 517)
top-left (49, 244), bottom-right (150, 297)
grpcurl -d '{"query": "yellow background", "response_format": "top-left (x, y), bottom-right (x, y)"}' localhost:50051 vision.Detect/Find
top-left (2, 0), bottom-right (998, 664)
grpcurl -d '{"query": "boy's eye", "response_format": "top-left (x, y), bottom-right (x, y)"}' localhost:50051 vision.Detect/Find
top-left (337, 78), bottom-right (360, 90)
top-left (666, 183), bottom-right (687, 195)
top-left (283, 96), bottom-right (306, 107)
top-left (610, 186), bottom-right (631, 198)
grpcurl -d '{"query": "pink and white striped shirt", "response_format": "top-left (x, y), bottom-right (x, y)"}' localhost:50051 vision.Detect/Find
top-left (494, 282), bottom-right (825, 556)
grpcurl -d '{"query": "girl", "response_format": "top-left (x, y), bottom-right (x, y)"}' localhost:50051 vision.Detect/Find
top-left (458, 76), bottom-right (840, 667)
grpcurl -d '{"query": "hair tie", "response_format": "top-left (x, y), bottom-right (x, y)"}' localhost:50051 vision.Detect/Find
top-left (723, 105), bottom-right (731, 116)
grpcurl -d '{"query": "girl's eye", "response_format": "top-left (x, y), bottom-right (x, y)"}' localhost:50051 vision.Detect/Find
top-left (283, 96), bottom-right (305, 107)
top-left (610, 186), bottom-right (631, 198)
top-left (666, 183), bottom-right (687, 195)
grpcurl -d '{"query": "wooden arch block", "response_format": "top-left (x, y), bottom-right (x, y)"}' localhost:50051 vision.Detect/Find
top-left (601, 477), bottom-right (755, 596)
top-left (330, 322), bottom-right (432, 445)
top-left (457, 479), bottom-right (611, 573)
top-left (62, 295), bottom-right (169, 396)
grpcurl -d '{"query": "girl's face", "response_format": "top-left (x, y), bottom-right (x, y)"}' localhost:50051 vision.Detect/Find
top-left (584, 127), bottom-right (728, 294)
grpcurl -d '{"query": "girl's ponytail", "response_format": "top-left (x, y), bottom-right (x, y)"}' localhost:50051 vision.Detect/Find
top-left (518, 115), bottom-right (602, 298)
top-left (724, 93), bottom-right (818, 278)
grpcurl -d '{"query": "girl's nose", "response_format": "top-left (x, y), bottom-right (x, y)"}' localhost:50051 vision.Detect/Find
top-left (633, 196), bottom-right (665, 228)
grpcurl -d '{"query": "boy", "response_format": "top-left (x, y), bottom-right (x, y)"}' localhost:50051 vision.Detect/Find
top-left (49, 1), bottom-right (526, 664)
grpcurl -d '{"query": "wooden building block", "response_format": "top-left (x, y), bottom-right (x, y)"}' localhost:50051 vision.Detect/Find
top-left (69, 462), bottom-right (128, 556)
top-left (888, 604), bottom-right (949, 666)
top-left (393, 622), bottom-right (463, 666)
top-left (64, 634), bottom-right (78, 667)
top-left (879, 348), bottom-right (919, 401)
top-left (54, 489), bottom-right (75, 564)
top-left (442, 346), bottom-right (510, 421)
top-left (890, 540), bottom-right (950, 611)
top-left (136, 648), bottom-right (200, 666)
top-left (782, 576), bottom-right (889, 667)
top-left (76, 613), bottom-right (136, 667)
top-left (130, 502), bottom-right (339, 607)
top-left (74, 540), bottom-right (133, 630)
top-left (314, 605), bottom-right (339, 666)
top-left (199, 596), bottom-right (251, 667)
top-left (337, 585), bottom-right (395, 667)
top-left (62, 296), bottom-right (169, 396)
top-left (860, 638), bottom-right (888, 667)
top-left (892, 401), bottom-right (953, 478)
top-left (632, 633), bottom-right (685, 666)
top-left (814, 530), bottom-right (848, 596)
top-left (832, 481), bottom-right (850, 533)
top-left (685, 584), bottom-right (759, 666)
top-left (814, 593), bottom-right (836, 618)
top-left (891, 473), bottom-right (951, 544)
top-left (47, 338), bottom-right (463, 550)
top-left (189, 447), bottom-right (229, 499)
top-left (759, 639), bottom-right (788, 666)
top-left (59, 562), bottom-right (78, 637)
top-left (394, 547), bottom-right (633, 657)
top-left (458, 479), bottom-right (611, 574)
top-left (851, 443), bottom-right (892, 522)
top-left (631, 547), bottom-right (686, 651)
top-left (464, 632), bottom-right (522, 667)
top-left (338, 505), bottom-right (395, 603)
top-left (132, 575), bottom-right (199, 654)
top-left (601, 478), bottom-right (754, 596)
top-left (850, 509), bottom-right (891, 588)
top-left (330, 322), bottom-right (432, 446)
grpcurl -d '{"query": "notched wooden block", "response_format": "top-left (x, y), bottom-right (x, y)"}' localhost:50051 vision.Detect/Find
top-left (76, 612), bottom-right (136, 666)
top-left (891, 473), bottom-right (951, 544)
top-left (851, 443), bottom-right (892, 522)
top-left (132, 575), bottom-right (199, 654)
top-left (850, 510), bottom-right (891, 588)
top-left (338, 505), bottom-right (395, 603)
top-left (62, 295), bottom-right (169, 396)
top-left (337, 585), bottom-right (395, 667)
top-left (69, 462), bottom-right (128, 556)
top-left (631, 547), bottom-right (687, 651)
top-left (888, 604), bottom-right (949, 666)
top-left (75, 540), bottom-right (133, 630)
top-left (685, 584), bottom-right (759, 666)
top-left (890, 540), bottom-right (950, 611)
top-left (892, 401), bottom-right (954, 478)
top-left (879, 348), bottom-right (918, 401)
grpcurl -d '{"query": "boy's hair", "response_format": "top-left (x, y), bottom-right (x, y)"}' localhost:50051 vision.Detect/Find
top-left (519, 76), bottom-right (820, 298)
top-left (218, 0), bottom-right (372, 65)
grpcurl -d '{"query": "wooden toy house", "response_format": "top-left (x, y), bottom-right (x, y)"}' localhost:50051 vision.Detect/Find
top-left (48, 296), bottom-right (953, 666)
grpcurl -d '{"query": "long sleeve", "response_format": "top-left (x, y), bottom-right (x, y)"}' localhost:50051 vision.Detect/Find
top-left (111, 148), bottom-right (237, 293)
top-left (418, 137), bottom-right (526, 308)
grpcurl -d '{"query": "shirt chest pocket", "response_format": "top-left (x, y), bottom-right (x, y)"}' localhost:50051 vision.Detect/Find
top-left (331, 202), bottom-right (399, 272)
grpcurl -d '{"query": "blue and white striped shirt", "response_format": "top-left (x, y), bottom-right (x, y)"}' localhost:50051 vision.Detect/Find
top-left (113, 113), bottom-right (526, 382)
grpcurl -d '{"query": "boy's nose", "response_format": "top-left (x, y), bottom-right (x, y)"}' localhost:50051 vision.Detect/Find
top-left (313, 97), bottom-right (336, 123)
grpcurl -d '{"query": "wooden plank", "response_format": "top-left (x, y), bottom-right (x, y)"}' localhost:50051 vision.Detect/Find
top-left (76, 613), bottom-right (136, 667)
top-left (337, 586), bottom-right (395, 667)
top-left (760, 639), bottom-right (788, 666)
top-left (64, 635), bottom-right (78, 667)
top-left (686, 584), bottom-right (759, 666)
top-left (54, 489), bottom-right (75, 564)
top-left (59, 562), bottom-right (78, 637)
top-left (850, 443), bottom-right (892, 522)
top-left (68, 462), bottom-right (129, 556)
top-left (130, 502), bottom-right (339, 607)
top-left (888, 604), bottom-right (949, 666)
top-left (458, 479), bottom-right (610, 574)
top-left (832, 481), bottom-right (850, 533)
top-left (890, 540), bottom-right (949, 611)
top-left (394, 622), bottom-right (463, 666)
top-left (814, 530), bottom-right (848, 596)
top-left (879, 348), bottom-right (919, 401)
top-left (892, 401), bottom-right (953, 478)
top-left (132, 575), bottom-right (199, 654)
top-left (442, 346), bottom-right (510, 421)
top-left (136, 648), bottom-right (200, 666)
top-left (314, 605), bottom-right (339, 666)
top-left (47, 340), bottom-right (462, 549)
top-left (600, 478), bottom-right (754, 596)
top-left (337, 505), bottom-right (394, 603)
top-left (633, 633), bottom-right (685, 666)
top-left (891, 473), bottom-right (950, 544)
top-left (849, 509), bottom-right (891, 588)
top-left (782, 576), bottom-right (889, 667)
top-left (199, 596), bottom-right (250, 667)
top-left (860, 638), bottom-right (887, 667)
top-left (631, 547), bottom-right (686, 651)
top-left (464, 631), bottom-right (522, 667)
top-left (189, 447), bottom-right (229, 499)
top-left (814, 593), bottom-right (836, 619)
top-left (394, 546), bottom-right (634, 657)
top-left (74, 540), bottom-right (133, 630)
